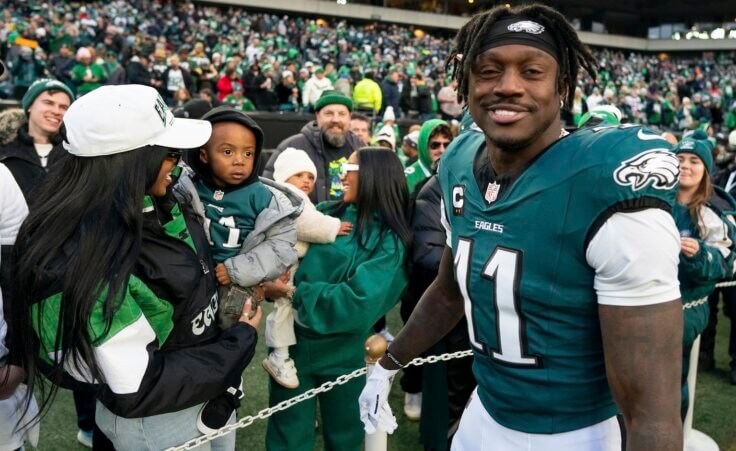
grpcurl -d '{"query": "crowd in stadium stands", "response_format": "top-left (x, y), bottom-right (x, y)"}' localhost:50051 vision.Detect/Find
top-left (1, 0), bottom-right (736, 132)
top-left (2, 1), bottom-right (736, 450)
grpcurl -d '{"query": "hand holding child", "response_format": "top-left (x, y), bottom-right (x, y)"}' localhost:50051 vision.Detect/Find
top-left (216, 263), bottom-right (232, 285)
top-left (338, 221), bottom-right (353, 236)
top-left (238, 298), bottom-right (262, 329)
top-left (263, 278), bottom-right (290, 299)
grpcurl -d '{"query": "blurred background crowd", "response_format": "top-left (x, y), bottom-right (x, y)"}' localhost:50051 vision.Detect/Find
top-left (1, 0), bottom-right (735, 136)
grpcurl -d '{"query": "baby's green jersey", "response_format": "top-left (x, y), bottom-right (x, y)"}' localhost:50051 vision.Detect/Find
top-left (196, 179), bottom-right (272, 263)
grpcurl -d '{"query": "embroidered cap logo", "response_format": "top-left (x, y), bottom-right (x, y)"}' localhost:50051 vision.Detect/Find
top-left (507, 21), bottom-right (546, 35)
top-left (154, 95), bottom-right (169, 127)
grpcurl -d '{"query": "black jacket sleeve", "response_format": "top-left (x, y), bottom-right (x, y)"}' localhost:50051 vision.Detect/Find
top-left (97, 323), bottom-right (257, 418)
top-left (410, 176), bottom-right (445, 272)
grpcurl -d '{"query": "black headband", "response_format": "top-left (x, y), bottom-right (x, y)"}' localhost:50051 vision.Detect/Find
top-left (478, 16), bottom-right (561, 62)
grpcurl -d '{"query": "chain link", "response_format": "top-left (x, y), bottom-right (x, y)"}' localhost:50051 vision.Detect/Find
top-left (166, 349), bottom-right (473, 451)
top-left (682, 298), bottom-right (709, 310)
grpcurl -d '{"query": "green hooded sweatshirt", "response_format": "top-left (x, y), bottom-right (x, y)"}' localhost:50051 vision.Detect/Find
top-left (404, 119), bottom-right (448, 195)
top-left (291, 202), bottom-right (408, 369)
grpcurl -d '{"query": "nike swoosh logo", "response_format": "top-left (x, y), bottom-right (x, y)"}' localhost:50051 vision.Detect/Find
top-left (637, 129), bottom-right (668, 141)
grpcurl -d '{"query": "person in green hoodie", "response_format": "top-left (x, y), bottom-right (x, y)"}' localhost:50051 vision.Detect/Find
top-left (70, 47), bottom-right (106, 96)
top-left (673, 130), bottom-right (736, 419)
top-left (266, 147), bottom-right (410, 451)
top-left (404, 119), bottom-right (452, 195)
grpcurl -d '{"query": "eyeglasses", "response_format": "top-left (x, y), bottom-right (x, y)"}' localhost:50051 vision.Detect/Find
top-left (165, 151), bottom-right (182, 163)
top-left (429, 141), bottom-right (451, 150)
top-left (340, 163), bottom-right (359, 178)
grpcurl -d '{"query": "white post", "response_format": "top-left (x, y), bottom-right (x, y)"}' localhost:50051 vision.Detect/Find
top-left (684, 335), bottom-right (720, 451)
top-left (364, 334), bottom-right (389, 451)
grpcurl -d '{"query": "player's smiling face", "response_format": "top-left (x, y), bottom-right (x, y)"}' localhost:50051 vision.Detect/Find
top-left (468, 45), bottom-right (562, 153)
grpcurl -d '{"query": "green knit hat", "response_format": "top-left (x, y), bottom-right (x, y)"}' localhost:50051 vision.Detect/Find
top-left (22, 78), bottom-right (74, 112)
top-left (314, 90), bottom-right (353, 112)
top-left (675, 129), bottom-right (714, 173)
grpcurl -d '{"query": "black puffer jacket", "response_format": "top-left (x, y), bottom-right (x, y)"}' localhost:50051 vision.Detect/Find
top-left (401, 175), bottom-right (445, 319)
top-left (0, 124), bottom-right (67, 203)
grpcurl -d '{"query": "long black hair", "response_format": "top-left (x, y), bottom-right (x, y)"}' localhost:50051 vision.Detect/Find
top-left (446, 3), bottom-right (598, 109)
top-left (328, 147), bottom-right (411, 249)
top-left (9, 145), bottom-right (169, 421)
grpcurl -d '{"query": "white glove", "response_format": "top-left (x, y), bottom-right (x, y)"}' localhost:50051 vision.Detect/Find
top-left (359, 361), bottom-right (399, 434)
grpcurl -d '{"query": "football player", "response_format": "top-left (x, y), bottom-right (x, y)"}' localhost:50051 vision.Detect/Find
top-left (359, 3), bottom-right (684, 450)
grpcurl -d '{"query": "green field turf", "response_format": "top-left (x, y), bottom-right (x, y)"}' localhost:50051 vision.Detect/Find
top-left (33, 305), bottom-right (736, 451)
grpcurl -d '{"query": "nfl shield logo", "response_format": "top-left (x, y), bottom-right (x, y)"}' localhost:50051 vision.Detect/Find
top-left (214, 190), bottom-right (225, 201)
top-left (485, 182), bottom-right (501, 203)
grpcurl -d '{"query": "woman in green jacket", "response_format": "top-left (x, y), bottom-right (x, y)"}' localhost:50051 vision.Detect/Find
top-left (266, 147), bottom-right (411, 451)
top-left (674, 131), bottom-right (736, 419)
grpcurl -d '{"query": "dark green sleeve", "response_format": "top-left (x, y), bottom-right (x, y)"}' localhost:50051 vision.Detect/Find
top-left (680, 207), bottom-right (736, 286)
top-left (293, 237), bottom-right (408, 335)
top-left (680, 239), bottom-right (734, 284)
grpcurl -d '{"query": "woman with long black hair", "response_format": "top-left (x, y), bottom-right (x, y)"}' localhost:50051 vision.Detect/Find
top-left (9, 85), bottom-right (260, 450)
top-left (265, 147), bottom-right (411, 451)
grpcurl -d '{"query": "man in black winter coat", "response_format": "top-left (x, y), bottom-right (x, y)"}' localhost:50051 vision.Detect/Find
top-left (380, 70), bottom-right (401, 118)
top-left (127, 55), bottom-right (153, 86)
top-left (401, 174), bottom-right (477, 449)
top-left (0, 79), bottom-right (73, 200)
top-left (263, 90), bottom-right (364, 203)
top-left (47, 45), bottom-right (76, 90)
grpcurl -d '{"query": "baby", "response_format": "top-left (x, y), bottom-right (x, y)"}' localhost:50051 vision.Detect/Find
top-left (263, 147), bottom-right (352, 389)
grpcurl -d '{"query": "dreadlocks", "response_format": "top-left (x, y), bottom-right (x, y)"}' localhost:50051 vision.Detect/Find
top-left (446, 3), bottom-right (598, 109)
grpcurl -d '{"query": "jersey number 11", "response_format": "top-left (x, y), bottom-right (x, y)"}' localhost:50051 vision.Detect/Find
top-left (455, 238), bottom-right (541, 368)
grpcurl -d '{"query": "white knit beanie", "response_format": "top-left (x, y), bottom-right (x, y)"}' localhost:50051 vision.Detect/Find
top-left (383, 106), bottom-right (395, 122)
top-left (273, 147), bottom-right (318, 184)
top-left (375, 125), bottom-right (396, 150)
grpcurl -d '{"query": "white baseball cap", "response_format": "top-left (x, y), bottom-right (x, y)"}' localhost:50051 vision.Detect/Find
top-left (63, 85), bottom-right (212, 157)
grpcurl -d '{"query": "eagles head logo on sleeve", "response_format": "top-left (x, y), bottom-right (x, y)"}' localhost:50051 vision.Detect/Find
top-left (613, 149), bottom-right (680, 191)
top-left (507, 21), bottom-right (546, 34)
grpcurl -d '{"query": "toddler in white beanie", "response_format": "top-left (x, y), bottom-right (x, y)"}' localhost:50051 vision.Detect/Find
top-left (263, 148), bottom-right (352, 389)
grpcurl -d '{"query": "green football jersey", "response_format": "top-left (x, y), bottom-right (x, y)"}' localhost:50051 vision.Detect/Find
top-left (196, 179), bottom-right (273, 263)
top-left (439, 124), bottom-right (678, 434)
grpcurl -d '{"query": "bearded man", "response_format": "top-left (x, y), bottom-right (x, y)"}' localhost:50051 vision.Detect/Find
top-left (265, 90), bottom-right (364, 203)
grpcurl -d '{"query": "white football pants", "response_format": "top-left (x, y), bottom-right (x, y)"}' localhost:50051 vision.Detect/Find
top-left (451, 388), bottom-right (622, 451)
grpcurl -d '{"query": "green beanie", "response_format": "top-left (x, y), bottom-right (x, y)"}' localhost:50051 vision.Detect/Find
top-left (314, 90), bottom-right (353, 112)
top-left (22, 78), bottom-right (74, 113)
top-left (675, 129), bottom-right (713, 173)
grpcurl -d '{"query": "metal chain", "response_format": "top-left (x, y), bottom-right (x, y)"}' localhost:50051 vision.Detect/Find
top-left (167, 349), bottom-right (473, 451)
top-left (682, 298), bottom-right (709, 310)
top-left (715, 280), bottom-right (736, 288)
